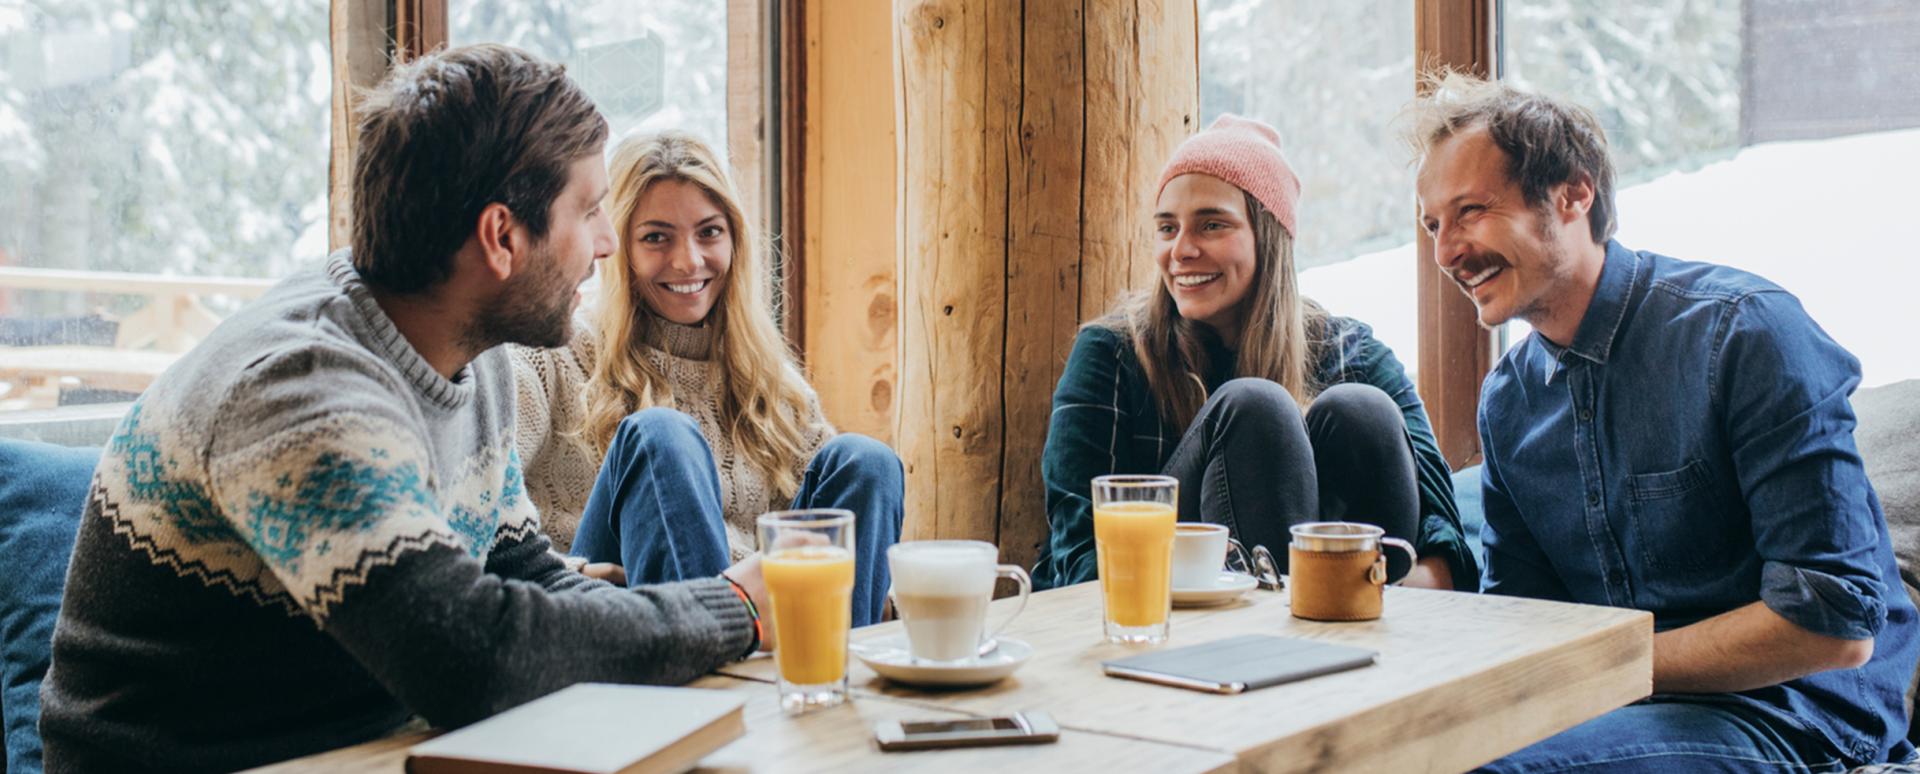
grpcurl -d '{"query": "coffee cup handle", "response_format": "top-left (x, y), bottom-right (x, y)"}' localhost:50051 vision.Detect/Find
top-left (983, 565), bottom-right (1031, 646)
top-left (1381, 537), bottom-right (1417, 585)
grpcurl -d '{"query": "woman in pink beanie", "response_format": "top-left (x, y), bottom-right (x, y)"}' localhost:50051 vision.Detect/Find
top-left (1033, 114), bottom-right (1474, 593)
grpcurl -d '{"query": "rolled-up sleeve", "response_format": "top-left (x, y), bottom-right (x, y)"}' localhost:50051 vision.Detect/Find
top-left (1761, 562), bottom-right (1887, 640)
top-left (1722, 291), bottom-right (1889, 641)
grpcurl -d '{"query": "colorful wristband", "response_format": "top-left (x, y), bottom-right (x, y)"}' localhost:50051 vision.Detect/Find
top-left (723, 575), bottom-right (763, 658)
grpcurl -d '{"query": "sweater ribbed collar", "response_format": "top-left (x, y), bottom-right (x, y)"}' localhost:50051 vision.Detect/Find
top-left (640, 318), bottom-right (716, 361)
top-left (327, 251), bottom-right (475, 410)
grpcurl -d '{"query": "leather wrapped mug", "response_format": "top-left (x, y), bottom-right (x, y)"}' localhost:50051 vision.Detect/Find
top-left (1287, 522), bottom-right (1416, 622)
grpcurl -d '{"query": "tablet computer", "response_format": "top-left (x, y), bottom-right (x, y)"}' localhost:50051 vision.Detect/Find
top-left (1100, 634), bottom-right (1377, 694)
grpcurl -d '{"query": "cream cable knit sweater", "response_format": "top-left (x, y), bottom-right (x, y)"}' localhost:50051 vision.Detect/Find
top-left (509, 320), bottom-right (834, 560)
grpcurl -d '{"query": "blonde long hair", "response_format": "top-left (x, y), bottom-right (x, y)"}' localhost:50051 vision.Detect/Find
top-left (1101, 193), bottom-right (1326, 432)
top-left (583, 131), bottom-right (816, 498)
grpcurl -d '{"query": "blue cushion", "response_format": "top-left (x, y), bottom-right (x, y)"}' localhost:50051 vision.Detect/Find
top-left (0, 440), bottom-right (99, 774)
top-left (1452, 464), bottom-right (1486, 582)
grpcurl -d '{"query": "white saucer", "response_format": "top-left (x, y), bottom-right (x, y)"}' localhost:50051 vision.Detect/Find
top-left (1171, 571), bottom-right (1259, 607)
top-left (849, 634), bottom-right (1033, 687)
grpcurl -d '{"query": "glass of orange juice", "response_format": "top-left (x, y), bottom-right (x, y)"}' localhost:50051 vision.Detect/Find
top-left (758, 508), bottom-right (857, 713)
top-left (1092, 475), bottom-right (1178, 644)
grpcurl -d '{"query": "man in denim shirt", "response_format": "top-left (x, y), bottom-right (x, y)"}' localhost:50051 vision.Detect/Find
top-left (1407, 73), bottom-right (1919, 771)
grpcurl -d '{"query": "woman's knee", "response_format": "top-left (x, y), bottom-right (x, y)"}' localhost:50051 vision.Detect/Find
top-left (1307, 383), bottom-right (1405, 437)
top-left (1204, 378), bottom-right (1307, 435)
top-left (614, 407), bottom-right (704, 447)
top-left (816, 434), bottom-right (905, 492)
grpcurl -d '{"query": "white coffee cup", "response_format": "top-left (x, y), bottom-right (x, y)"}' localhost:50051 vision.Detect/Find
top-left (886, 541), bottom-right (1030, 663)
top-left (1171, 523), bottom-right (1252, 590)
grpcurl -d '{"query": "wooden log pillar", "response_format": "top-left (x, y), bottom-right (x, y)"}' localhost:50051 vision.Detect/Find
top-left (892, 0), bottom-right (1197, 569)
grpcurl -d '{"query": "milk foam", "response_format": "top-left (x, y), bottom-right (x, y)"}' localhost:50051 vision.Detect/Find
top-left (889, 544), bottom-right (996, 596)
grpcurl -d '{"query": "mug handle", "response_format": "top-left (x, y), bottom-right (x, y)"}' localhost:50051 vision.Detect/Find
top-left (1225, 538), bottom-right (1254, 576)
top-left (982, 565), bottom-right (1031, 647)
top-left (1381, 537), bottom-right (1418, 585)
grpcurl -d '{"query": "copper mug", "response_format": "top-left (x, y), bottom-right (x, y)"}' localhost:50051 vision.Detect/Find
top-left (1287, 522), bottom-right (1416, 622)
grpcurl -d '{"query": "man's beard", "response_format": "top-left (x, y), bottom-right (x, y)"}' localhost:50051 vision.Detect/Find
top-left (469, 242), bottom-right (577, 352)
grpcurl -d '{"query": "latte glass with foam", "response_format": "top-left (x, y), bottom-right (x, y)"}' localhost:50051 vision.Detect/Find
top-left (886, 541), bottom-right (1031, 663)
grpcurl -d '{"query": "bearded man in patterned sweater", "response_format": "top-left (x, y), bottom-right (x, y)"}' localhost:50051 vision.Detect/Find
top-left (37, 44), bottom-right (771, 773)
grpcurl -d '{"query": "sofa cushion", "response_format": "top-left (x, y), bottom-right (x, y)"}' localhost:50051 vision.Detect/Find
top-left (0, 440), bottom-right (99, 774)
top-left (1857, 380), bottom-right (1920, 589)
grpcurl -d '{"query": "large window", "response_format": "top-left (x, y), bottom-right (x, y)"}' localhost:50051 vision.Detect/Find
top-left (0, 1), bottom-right (329, 412)
top-left (1200, 0), bottom-right (1421, 373)
top-left (452, 1), bottom-right (729, 152)
top-left (1502, 0), bottom-right (1920, 387)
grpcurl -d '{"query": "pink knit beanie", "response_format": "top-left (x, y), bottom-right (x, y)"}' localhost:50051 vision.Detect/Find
top-left (1155, 114), bottom-right (1301, 236)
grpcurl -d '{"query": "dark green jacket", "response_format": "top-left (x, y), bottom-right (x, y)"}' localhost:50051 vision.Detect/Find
top-left (1034, 316), bottom-right (1478, 591)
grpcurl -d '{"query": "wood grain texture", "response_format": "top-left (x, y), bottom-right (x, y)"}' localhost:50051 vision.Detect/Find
top-left (726, 0), bottom-right (767, 231)
top-left (893, 0), bottom-right (1013, 543)
top-left (326, 0), bottom-right (389, 253)
top-left (250, 676), bottom-right (1237, 773)
top-left (1413, 0), bottom-right (1498, 470)
top-left (892, 0), bottom-right (1197, 566)
top-left (721, 582), bottom-right (1651, 773)
top-left (801, 0), bottom-right (900, 444)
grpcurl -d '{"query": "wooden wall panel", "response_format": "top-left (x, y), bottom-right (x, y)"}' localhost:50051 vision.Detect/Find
top-left (801, 0), bottom-right (900, 444)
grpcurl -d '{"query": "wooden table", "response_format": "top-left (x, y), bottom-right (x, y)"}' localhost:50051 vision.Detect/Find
top-left (719, 582), bottom-right (1652, 773)
top-left (258, 582), bottom-right (1649, 773)
top-left (248, 675), bottom-right (1235, 773)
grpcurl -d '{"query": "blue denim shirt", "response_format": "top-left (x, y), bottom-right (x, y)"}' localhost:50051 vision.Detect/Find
top-left (1478, 240), bottom-right (1919, 764)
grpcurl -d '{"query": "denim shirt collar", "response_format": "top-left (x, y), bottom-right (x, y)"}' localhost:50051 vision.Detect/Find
top-left (1564, 240), bottom-right (1640, 365)
top-left (1536, 241), bottom-right (1639, 383)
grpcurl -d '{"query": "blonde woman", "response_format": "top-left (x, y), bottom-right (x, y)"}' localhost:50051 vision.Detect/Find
top-left (513, 131), bottom-right (902, 625)
top-left (1036, 115), bottom-right (1476, 592)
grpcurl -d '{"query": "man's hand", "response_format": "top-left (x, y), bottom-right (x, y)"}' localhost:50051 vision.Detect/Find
top-left (723, 554), bottom-right (773, 651)
top-left (581, 563), bottom-right (626, 586)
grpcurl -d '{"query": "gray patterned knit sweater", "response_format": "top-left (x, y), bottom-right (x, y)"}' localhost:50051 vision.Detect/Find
top-left (38, 252), bottom-right (755, 773)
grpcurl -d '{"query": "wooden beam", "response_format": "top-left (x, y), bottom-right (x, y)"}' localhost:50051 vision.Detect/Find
top-left (893, 0), bottom-right (1197, 567)
top-left (393, 0), bottom-right (447, 62)
top-left (726, 0), bottom-right (769, 233)
top-left (776, 1), bottom-right (808, 354)
top-left (327, 0), bottom-right (389, 253)
top-left (799, 0), bottom-right (898, 443)
top-left (1414, 0), bottom-right (1498, 471)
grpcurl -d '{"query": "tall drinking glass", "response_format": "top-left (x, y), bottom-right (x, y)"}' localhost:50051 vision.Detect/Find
top-left (758, 508), bottom-right (856, 713)
top-left (1092, 475), bottom-right (1178, 644)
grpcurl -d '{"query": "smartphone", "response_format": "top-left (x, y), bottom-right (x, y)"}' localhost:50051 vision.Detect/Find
top-left (873, 712), bottom-right (1060, 752)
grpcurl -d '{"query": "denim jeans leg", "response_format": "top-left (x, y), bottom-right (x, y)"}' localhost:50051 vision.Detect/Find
top-left (789, 434), bottom-right (905, 627)
top-left (1303, 383), bottom-right (1420, 543)
top-left (1476, 700), bottom-right (1847, 773)
top-left (1159, 378), bottom-right (1318, 556)
top-left (570, 408), bottom-right (732, 587)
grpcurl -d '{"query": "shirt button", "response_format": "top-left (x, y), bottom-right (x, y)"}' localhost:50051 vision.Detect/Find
top-left (1587, 491), bottom-right (1600, 506)
top-left (1579, 409), bottom-right (1592, 422)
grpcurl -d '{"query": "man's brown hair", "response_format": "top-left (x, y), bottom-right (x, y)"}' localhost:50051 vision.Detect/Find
top-left (1401, 70), bottom-right (1618, 243)
top-left (350, 44), bottom-right (608, 293)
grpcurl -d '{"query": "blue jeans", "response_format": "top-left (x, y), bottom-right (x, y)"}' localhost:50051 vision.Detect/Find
top-left (570, 408), bottom-right (904, 626)
top-left (1477, 698), bottom-right (1847, 773)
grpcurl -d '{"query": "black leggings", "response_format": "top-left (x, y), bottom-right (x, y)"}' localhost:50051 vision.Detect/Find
top-left (1160, 379), bottom-right (1420, 570)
